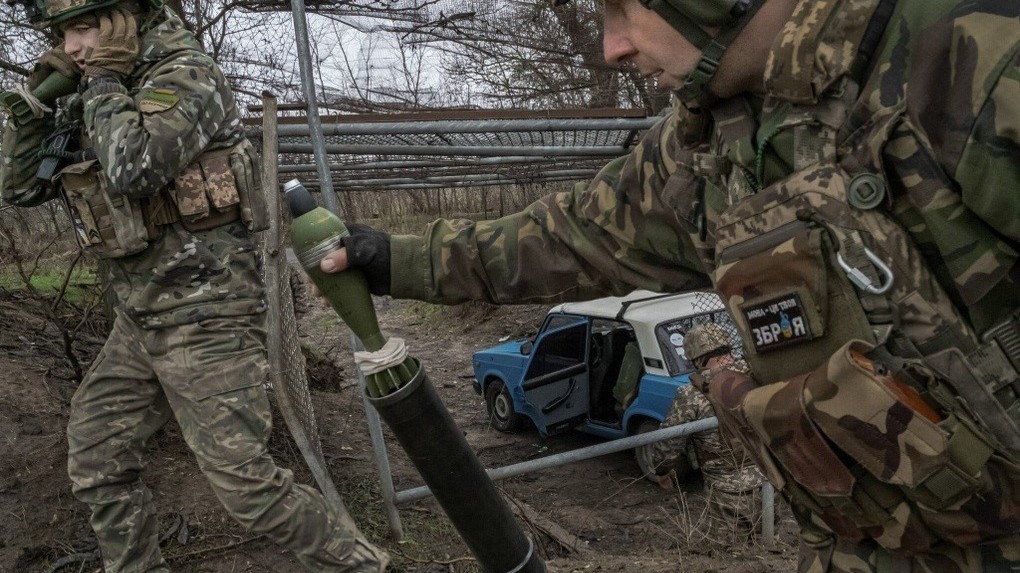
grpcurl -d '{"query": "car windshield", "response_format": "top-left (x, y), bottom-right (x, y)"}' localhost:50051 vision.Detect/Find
top-left (655, 311), bottom-right (743, 376)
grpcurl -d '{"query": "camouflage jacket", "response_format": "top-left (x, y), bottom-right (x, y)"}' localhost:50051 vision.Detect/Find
top-left (652, 381), bottom-right (765, 494)
top-left (386, 0), bottom-right (1020, 555)
top-left (389, 0), bottom-right (1019, 340)
top-left (0, 8), bottom-right (264, 327)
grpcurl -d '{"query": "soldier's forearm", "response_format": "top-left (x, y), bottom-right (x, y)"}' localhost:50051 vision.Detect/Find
top-left (83, 60), bottom-right (229, 200)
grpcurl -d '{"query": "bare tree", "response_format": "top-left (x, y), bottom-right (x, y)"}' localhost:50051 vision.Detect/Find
top-left (305, 0), bottom-right (668, 111)
top-left (229, 0), bottom-right (666, 112)
top-left (0, 3), bottom-right (51, 90)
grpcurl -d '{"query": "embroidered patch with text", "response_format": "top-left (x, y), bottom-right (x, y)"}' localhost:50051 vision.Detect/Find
top-left (741, 293), bottom-right (812, 352)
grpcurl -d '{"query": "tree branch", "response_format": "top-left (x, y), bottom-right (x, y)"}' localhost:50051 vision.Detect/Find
top-left (0, 59), bottom-right (30, 77)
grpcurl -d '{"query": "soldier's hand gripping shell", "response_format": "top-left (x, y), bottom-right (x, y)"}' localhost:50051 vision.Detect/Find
top-left (28, 45), bottom-right (80, 91)
top-left (319, 223), bottom-right (393, 296)
top-left (83, 8), bottom-right (139, 80)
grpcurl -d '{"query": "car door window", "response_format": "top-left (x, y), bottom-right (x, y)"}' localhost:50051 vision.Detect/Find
top-left (541, 314), bottom-right (585, 334)
top-left (525, 322), bottom-right (586, 379)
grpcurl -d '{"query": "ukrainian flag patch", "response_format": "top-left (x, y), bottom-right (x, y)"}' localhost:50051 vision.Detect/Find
top-left (138, 88), bottom-right (180, 113)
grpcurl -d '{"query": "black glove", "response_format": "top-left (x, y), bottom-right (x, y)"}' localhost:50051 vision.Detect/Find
top-left (341, 223), bottom-right (392, 296)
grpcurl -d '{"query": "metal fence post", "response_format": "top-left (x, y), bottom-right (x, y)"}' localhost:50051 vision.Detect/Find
top-left (761, 481), bottom-right (776, 546)
top-left (288, 0), bottom-right (338, 213)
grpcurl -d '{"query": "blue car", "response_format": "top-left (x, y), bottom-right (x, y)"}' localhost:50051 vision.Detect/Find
top-left (471, 290), bottom-right (738, 479)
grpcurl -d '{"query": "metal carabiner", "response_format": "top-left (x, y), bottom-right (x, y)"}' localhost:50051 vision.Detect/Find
top-left (837, 247), bottom-right (895, 295)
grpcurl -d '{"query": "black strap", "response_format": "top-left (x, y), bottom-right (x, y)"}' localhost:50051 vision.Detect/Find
top-left (850, 0), bottom-right (899, 83)
top-left (675, 0), bottom-right (766, 107)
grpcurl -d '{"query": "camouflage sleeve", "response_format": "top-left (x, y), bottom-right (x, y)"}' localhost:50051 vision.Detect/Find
top-left (82, 50), bottom-right (233, 199)
top-left (650, 384), bottom-right (700, 470)
top-left (954, 44), bottom-right (1020, 243)
top-left (389, 110), bottom-right (711, 304)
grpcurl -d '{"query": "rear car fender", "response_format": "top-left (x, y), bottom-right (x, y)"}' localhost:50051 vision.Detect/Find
top-left (624, 408), bottom-right (664, 435)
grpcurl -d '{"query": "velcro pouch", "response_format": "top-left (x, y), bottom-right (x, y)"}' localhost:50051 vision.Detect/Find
top-left (805, 340), bottom-right (990, 511)
top-left (703, 369), bottom-right (789, 490)
top-left (740, 372), bottom-right (856, 497)
top-left (58, 159), bottom-right (149, 259)
top-left (715, 219), bottom-right (874, 384)
top-left (714, 360), bottom-right (938, 549)
top-left (705, 368), bottom-right (869, 542)
top-left (228, 139), bottom-right (269, 233)
top-left (172, 160), bottom-right (211, 222)
top-left (171, 148), bottom-right (242, 232)
top-left (201, 152), bottom-right (240, 211)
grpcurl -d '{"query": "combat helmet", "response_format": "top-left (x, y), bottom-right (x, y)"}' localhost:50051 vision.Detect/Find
top-left (683, 323), bottom-right (731, 364)
top-left (556, 0), bottom-right (764, 107)
top-left (14, 0), bottom-right (126, 29)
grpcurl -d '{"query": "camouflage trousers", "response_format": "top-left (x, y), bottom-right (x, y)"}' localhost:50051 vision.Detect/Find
top-left (704, 484), bottom-right (772, 547)
top-left (66, 310), bottom-right (388, 573)
top-left (798, 531), bottom-right (1020, 573)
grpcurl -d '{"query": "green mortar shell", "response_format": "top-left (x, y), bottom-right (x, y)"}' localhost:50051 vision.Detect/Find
top-left (34, 71), bottom-right (79, 103)
top-left (0, 71), bottom-right (78, 127)
top-left (290, 207), bottom-right (387, 352)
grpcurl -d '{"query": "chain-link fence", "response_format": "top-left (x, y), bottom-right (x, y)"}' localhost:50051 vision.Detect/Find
top-left (259, 95), bottom-right (348, 513)
top-left (690, 290), bottom-right (748, 367)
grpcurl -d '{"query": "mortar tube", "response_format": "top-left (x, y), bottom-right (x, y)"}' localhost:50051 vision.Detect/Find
top-left (367, 359), bottom-right (546, 573)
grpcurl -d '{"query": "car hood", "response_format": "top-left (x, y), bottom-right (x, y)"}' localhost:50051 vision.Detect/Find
top-left (475, 339), bottom-right (528, 359)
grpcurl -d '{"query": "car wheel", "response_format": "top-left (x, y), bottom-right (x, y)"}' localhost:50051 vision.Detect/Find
top-left (485, 380), bottom-right (522, 433)
top-left (634, 419), bottom-right (694, 485)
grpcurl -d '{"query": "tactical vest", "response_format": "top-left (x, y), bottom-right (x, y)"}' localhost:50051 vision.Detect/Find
top-left (57, 138), bottom-right (268, 259)
top-left (679, 0), bottom-right (1020, 555)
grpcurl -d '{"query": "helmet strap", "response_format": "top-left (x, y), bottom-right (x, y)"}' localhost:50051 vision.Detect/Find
top-left (641, 0), bottom-right (766, 108)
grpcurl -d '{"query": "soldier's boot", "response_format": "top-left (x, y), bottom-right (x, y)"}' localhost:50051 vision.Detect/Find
top-left (340, 534), bottom-right (390, 573)
top-left (298, 529), bottom-right (390, 573)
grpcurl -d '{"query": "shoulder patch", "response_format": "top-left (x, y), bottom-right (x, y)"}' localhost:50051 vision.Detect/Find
top-left (138, 88), bottom-right (180, 114)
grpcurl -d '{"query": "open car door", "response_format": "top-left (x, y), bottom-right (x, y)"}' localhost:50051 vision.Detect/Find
top-left (521, 320), bottom-right (590, 435)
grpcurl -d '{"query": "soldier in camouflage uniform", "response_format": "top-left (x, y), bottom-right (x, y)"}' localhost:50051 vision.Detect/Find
top-left (0, 1), bottom-right (387, 571)
top-left (324, 0), bottom-right (1020, 571)
top-left (651, 323), bottom-right (768, 547)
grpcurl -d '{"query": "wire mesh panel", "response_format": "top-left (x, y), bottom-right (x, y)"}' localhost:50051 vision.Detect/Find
top-left (262, 214), bottom-right (351, 512)
top-left (689, 291), bottom-right (748, 367)
top-left (247, 111), bottom-right (659, 191)
top-left (260, 94), bottom-right (348, 511)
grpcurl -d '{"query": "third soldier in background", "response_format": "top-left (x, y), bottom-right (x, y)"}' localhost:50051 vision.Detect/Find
top-left (651, 323), bottom-right (769, 548)
top-left (322, 0), bottom-right (1020, 571)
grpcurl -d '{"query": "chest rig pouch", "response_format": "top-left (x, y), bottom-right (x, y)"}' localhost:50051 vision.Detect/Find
top-left (58, 159), bottom-right (149, 259)
top-left (701, 104), bottom-right (1020, 553)
top-left (57, 138), bottom-right (268, 259)
top-left (170, 139), bottom-right (269, 234)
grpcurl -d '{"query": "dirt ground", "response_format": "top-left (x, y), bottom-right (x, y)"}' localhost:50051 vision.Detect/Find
top-left (0, 281), bottom-right (801, 573)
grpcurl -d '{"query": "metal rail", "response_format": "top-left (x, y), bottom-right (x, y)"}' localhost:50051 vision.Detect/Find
top-left (277, 144), bottom-right (634, 157)
top-left (352, 333), bottom-right (404, 541)
top-left (298, 176), bottom-right (585, 191)
top-left (274, 117), bottom-right (660, 136)
top-left (302, 170), bottom-right (596, 188)
top-left (394, 417), bottom-right (720, 504)
top-left (393, 416), bottom-right (776, 545)
top-left (276, 156), bottom-right (606, 173)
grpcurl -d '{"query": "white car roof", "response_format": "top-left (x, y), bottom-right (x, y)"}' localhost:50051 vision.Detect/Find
top-left (548, 289), bottom-right (722, 330)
